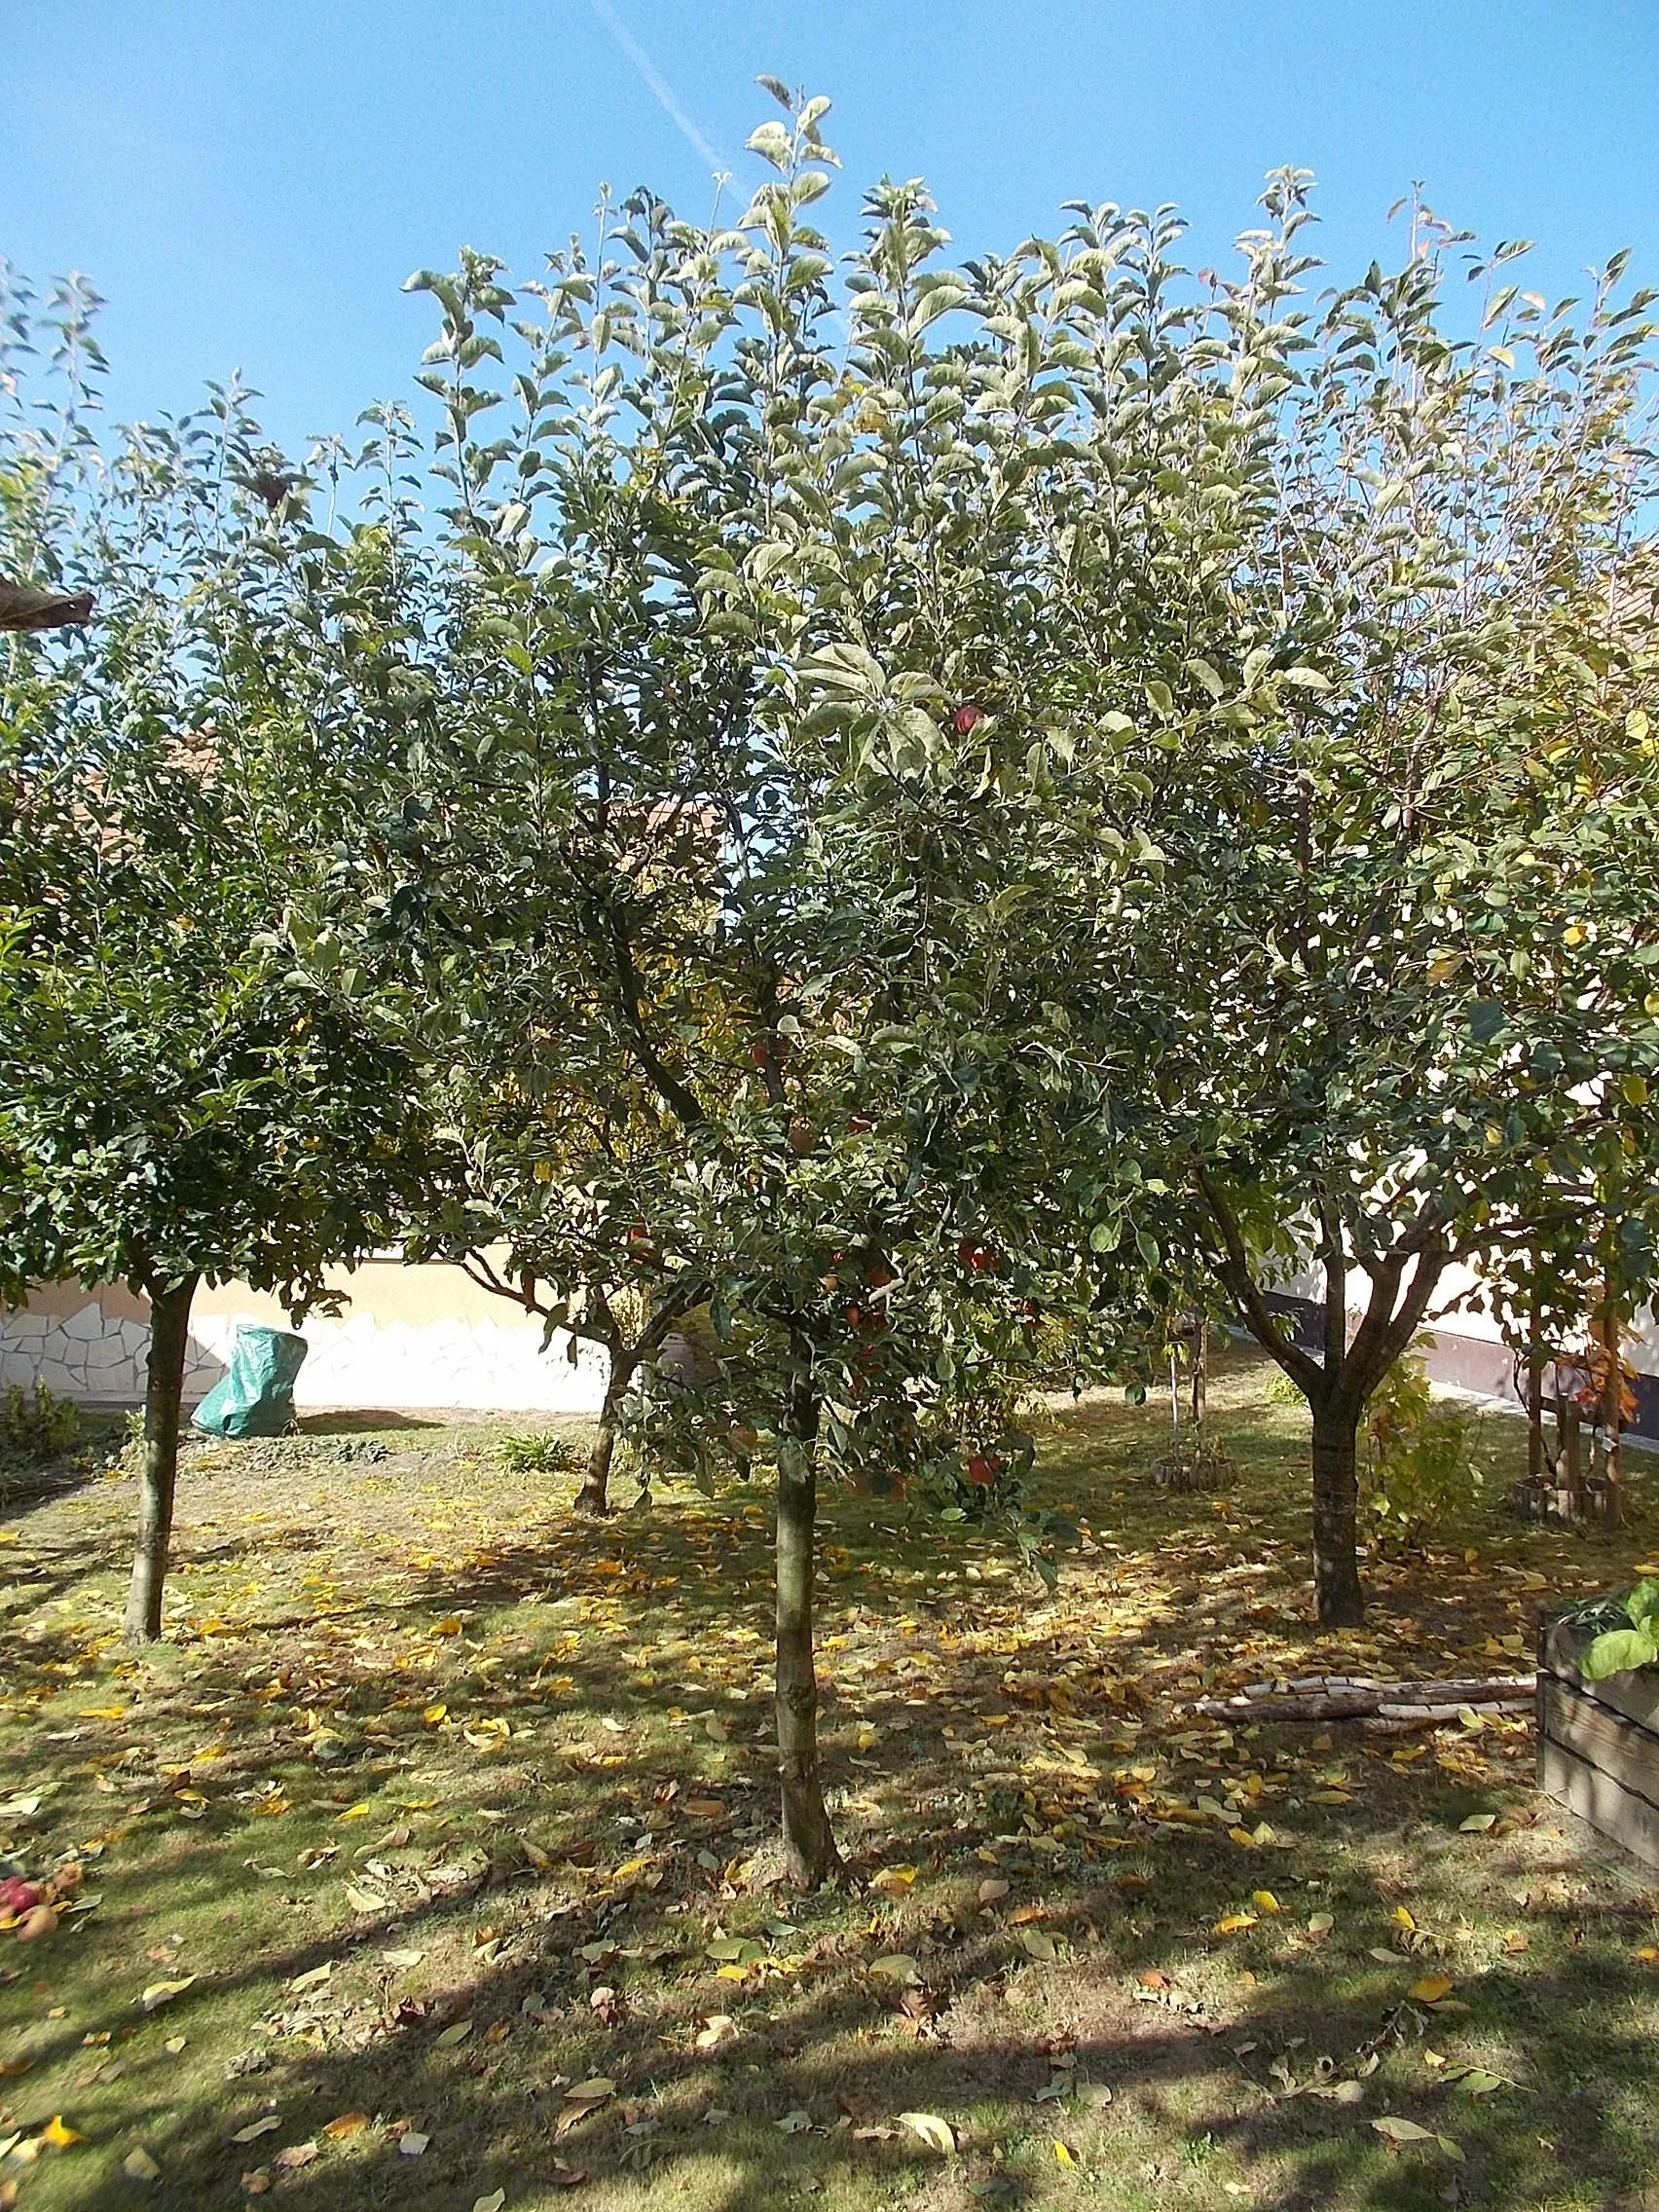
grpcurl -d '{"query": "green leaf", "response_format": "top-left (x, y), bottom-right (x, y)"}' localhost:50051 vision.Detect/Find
top-left (1581, 1626), bottom-right (1659, 1680)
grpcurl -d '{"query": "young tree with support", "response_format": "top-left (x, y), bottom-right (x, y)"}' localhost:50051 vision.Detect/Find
top-left (326, 93), bottom-right (1128, 1887)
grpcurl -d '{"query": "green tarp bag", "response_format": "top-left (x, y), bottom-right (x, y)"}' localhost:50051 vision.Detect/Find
top-left (191, 1325), bottom-right (308, 1440)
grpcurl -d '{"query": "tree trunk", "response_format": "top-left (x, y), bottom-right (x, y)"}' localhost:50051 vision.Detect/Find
top-left (1310, 1401), bottom-right (1365, 1628)
top-left (574, 1349), bottom-right (635, 1516)
top-left (774, 1369), bottom-right (840, 1891)
top-left (124, 1275), bottom-right (198, 1645)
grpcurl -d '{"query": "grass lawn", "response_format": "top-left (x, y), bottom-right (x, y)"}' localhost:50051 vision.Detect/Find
top-left (2, 1349), bottom-right (1657, 2212)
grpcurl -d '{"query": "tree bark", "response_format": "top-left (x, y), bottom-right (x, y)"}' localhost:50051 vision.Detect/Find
top-left (124, 1274), bottom-right (198, 1645)
top-left (774, 1367), bottom-right (839, 1891)
top-left (1310, 1400), bottom-right (1365, 1628)
top-left (574, 1348), bottom-right (635, 1516)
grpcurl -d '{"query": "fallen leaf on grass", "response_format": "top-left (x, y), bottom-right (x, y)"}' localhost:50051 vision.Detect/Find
top-left (1215, 1912), bottom-right (1257, 1936)
top-left (338, 1802), bottom-right (372, 1823)
top-left (163, 2037), bottom-right (187, 2056)
top-left (977, 1879), bottom-right (1011, 1904)
top-left (1053, 2140), bottom-right (1077, 2165)
top-left (1251, 1891), bottom-right (1281, 1914)
top-left (39, 2117), bottom-right (82, 2147)
top-left (122, 2147), bottom-right (162, 2183)
top-left (868, 1954), bottom-right (921, 1984)
top-left (868, 1864), bottom-right (917, 1896)
top-left (231, 2117), bottom-right (280, 2145)
top-left (240, 2173), bottom-right (270, 2198)
top-left (1307, 1912), bottom-right (1335, 1936)
top-left (138, 1976), bottom-right (197, 2011)
top-left (1018, 1927), bottom-right (1057, 1960)
top-left (695, 2014), bottom-right (739, 2051)
top-left (776, 2110), bottom-right (812, 2134)
top-left (565, 2079), bottom-right (615, 2105)
top-left (1408, 1974), bottom-right (1454, 2004)
top-left (284, 1962), bottom-right (333, 1996)
top-left (1458, 1813), bottom-right (1497, 1833)
top-left (397, 2132), bottom-right (429, 2157)
top-left (274, 2142), bottom-right (318, 2170)
top-left (382, 1948), bottom-right (424, 1968)
top-left (434, 2019), bottom-right (473, 2048)
top-left (899, 2112), bottom-right (955, 2154)
top-left (473, 2194), bottom-right (506, 2212)
top-left (1373, 2116), bottom-right (1463, 2159)
top-left (321, 2112), bottom-right (369, 2139)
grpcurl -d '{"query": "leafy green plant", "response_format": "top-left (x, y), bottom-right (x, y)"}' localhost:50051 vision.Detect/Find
top-left (497, 1431), bottom-right (577, 1477)
top-left (1363, 1352), bottom-right (1482, 1543)
top-left (1, 1381), bottom-right (80, 1461)
top-left (1581, 1580), bottom-right (1659, 1679)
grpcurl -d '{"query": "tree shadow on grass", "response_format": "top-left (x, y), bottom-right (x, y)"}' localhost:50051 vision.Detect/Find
top-left (6, 1367), bottom-right (1659, 2208)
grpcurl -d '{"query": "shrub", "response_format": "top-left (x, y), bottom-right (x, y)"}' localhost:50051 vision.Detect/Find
top-left (1363, 1349), bottom-right (1482, 1542)
top-left (497, 1430), bottom-right (577, 1476)
top-left (1, 1382), bottom-right (80, 1461)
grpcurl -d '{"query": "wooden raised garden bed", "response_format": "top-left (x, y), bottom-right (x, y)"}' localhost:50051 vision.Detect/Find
top-left (1537, 1607), bottom-right (1659, 1870)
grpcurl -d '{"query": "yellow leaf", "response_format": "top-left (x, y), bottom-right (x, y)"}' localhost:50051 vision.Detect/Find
top-left (899, 2112), bottom-right (955, 2154)
top-left (1251, 1891), bottom-right (1281, 1914)
top-left (77, 1707), bottom-right (127, 1721)
top-left (321, 2113), bottom-right (369, 2140)
top-left (339, 1802), bottom-right (372, 1822)
top-left (1053, 2140), bottom-right (1077, 2165)
top-left (1228, 1826), bottom-right (1255, 1847)
top-left (431, 1618), bottom-right (462, 1637)
top-left (1215, 1911), bottom-right (1258, 1936)
top-left (40, 2116), bottom-right (82, 2147)
top-left (422, 1704), bottom-right (448, 1725)
top-left (611, 1856), bottom-right (652, 1882)
top-left (1392, 1906), bottom-right (1417, 1931)
top-left (1409, 1974), bottom-right (1454, 2004)
top-left (869, 1864), bottom-right (917, 1895)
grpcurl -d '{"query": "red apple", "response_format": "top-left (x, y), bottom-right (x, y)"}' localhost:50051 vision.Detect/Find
top-left (952, 702), bottom-right (986, 734)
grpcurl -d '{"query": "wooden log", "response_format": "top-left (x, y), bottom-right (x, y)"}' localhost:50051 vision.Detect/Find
top-left (1362, 1698), bottom-right (1532, 1736)
top-left (1194, 1674), bottom-right (1534, 1722)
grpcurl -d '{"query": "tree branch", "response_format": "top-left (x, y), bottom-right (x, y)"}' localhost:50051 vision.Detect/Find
top-left (1196, 1164), bottom-right (1326, 1400)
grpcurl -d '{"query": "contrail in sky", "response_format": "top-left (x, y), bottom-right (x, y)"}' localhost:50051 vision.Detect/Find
top-left (588, 0), bottom-right (729, 176)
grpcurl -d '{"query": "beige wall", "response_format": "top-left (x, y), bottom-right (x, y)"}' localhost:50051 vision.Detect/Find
top-left (1, 1255), bottom-right (606, 1415)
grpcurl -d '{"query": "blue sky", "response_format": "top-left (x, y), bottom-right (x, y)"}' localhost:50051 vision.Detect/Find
top-left (4, 1), bottom-right (1657, 458)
